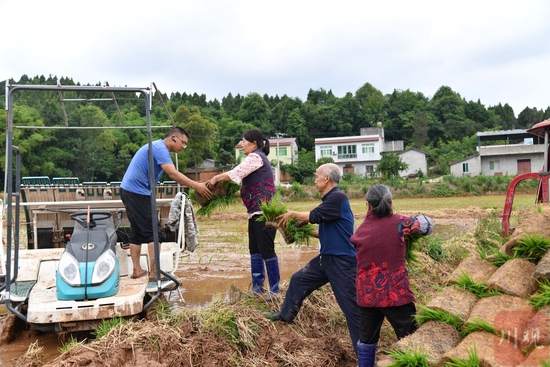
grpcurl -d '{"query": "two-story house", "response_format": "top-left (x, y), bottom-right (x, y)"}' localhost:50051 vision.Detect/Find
top-left (314, 124), bottom-right (419, 176)
top-left (449, 128), bottom-right (547, 177)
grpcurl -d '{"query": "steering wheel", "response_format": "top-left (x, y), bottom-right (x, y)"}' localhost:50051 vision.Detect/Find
top-left (70, 211), bottom-right (112, 228)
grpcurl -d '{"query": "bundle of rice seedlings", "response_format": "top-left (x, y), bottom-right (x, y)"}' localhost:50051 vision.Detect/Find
top-left (283, 217), bottom-right (316, 247)
top-left (406, 234), bottom-right (422, 265)
top-left (529, 279), bottom-right (550, 309)
top-left (257, 194), bottom-right (316, 246)
top-left (415, 304), bottom-right (463, 331)
top-left (194, 181), bottom-right (241, 217)
top-left (452, 271), bottom-right (502, 299)
top-left (512, 233), bottom-right (550, 263)
top-left (256, 193), bottom-right (288, 223)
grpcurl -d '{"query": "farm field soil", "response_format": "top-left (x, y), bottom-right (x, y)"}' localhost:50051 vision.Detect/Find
top-left (0, 194), bottom-right (536, 366)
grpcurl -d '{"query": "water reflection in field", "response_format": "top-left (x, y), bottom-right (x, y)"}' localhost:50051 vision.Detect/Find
top-left (171, 247), bottom-right (319, 309)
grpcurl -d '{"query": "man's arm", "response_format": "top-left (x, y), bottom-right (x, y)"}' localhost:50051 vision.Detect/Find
top-left (161, 163), bottom-right (212, 200)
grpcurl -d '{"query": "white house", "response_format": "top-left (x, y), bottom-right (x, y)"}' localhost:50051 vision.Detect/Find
top-left (314, 124), bottom-right (412, 176)
top-left (449, 129), bottom-right (546, 176)
top-left (397, 148), bottom-right (430, 178)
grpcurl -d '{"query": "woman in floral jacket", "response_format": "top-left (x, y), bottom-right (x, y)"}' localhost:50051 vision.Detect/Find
top-left (350, 184), bottom-right (434, 367)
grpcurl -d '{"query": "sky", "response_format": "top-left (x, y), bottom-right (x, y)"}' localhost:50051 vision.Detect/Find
top-left (1, 0), bottom-right (550, 116)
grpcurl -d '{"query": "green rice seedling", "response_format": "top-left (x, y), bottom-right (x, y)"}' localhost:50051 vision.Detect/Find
top-left (415, 304), bottom-right (463, 331)
top-left (283, 217), bottom-right (316, 247)
top-left (452, 271), bottom-right (502, 298)
top-left (92, 317), bottom-right (128, 339)
top-left (474, 211), bottom-right (504, 257)
top-left (58, 334), bottom-right (82, 354)
top-left (149, 299), bottom-right (173, 322)
top-left (480, 247), bottom-right (514, 267)
top-left (422, 236), bottom-right (448, 261)
top-left (256, 194), bottom-right (287, 222)
top-left (195, 181), bottom-right (241, 217)
top-left (195, 298), bottom-right (263, 350)
top-left (530, 279), bottom-right (550, 309)
top-left (405, 234), bottom-right (422, 265)
top-left (511, 233), bottom-right (550, 263)
top-left (445, 346), bottom-right (480, 367)
top-left (386, 348), bottom-right (431, 367)
top-left (256, 194), bottom-right (315, 246)
top-left (461, 319), bottom-right (497, 338)
top-left (197, 299), bottom-right (241, 345)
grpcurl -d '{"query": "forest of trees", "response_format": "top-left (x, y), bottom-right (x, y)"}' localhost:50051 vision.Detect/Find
top-left (1, 74), bottom-right (550, 185)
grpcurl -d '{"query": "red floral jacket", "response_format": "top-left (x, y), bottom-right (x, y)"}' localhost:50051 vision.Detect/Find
top-left (350, 212), bottom-right (433, 308)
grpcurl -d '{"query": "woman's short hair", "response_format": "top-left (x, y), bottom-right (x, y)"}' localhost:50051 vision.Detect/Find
top-left (366, 184), bottom-right (393, 217)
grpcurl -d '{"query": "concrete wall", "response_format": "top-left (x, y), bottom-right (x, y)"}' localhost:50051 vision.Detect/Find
top-left (398, 150), bottom-right (427, 177)
top-left (450, 156), bottom-right (481, 177)
top-left (477, 144), bottom-right (545, 176)
top-left (480, 153), bottom-right (545, 175)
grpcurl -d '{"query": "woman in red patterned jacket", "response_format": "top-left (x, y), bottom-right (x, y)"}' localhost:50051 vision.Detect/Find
top-left (350, 184), bottom-right (434, 367)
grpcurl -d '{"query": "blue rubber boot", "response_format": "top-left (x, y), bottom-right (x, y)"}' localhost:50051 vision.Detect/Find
top-left (357, 341), bottom-right (377, 367)
top-left (250, 253), bottom-right (265, 294)
top-left (264, 256), bottom-right (280, 299)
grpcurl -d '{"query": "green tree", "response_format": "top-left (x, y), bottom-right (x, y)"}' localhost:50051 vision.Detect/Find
top-left (429, 86), bottom-right (469, 142)
top-left (68, 105), bottom-right (116, 181)
top-left (355, 82), bottom-right (387, 126)
top-left (286, 108), bottom-right (312, 151)
top-left (174, 106), bottom-right (218, 179)
top-left (385, 89), bottom-right (429, 142)
top-left (302, 95), bottom-right (352, 141)
top-left (411, 111), bottom-right (431, 148)
top-left (489, 103), bottom-right (516, 130)
top-left (517, 107), bottom-right (544, 129)
top-left (281, 149), bottom-right (316, 184)
top-left (375, 152), bottom-right (409, 179)
top-left (236, 92), bottom-right (272, 135)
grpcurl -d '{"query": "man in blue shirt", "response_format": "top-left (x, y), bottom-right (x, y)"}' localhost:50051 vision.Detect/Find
top-left (264, 163), bottom-right (360, 354)
top-left (121, 127), bottom-right (212, 280)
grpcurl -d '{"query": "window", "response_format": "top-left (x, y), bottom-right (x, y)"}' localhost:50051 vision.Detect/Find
top-left (320, 146), bottom-right (333, 157)
top-left (337, 145), bottom-right (357, 159)
top-left (463, 163), bottom-right (469, 173)
top-left (362, 143), bottom-right (375, 154)
top-left (276, 147), bottom-right (287, 156)
top-left (365, 165), bottom-right (374, 173)
top-left (489, 160), bottom-right (500, 171)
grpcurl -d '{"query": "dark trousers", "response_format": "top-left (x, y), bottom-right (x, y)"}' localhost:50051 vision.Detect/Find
top-left (248, 215), bottom-right (276, 259)
top-left (280, 254), bottom-right (361, 352)
top-left (358, 302), bottom-right (418, 344)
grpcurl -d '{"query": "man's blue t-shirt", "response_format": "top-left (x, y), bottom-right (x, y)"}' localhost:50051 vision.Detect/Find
top-left (308, 187), bottom-right (356, 258)
top-left (120, 139), bottom-right (173, 195)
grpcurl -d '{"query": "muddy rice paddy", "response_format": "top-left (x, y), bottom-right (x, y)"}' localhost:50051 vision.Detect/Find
top-left (0, 195), bottom-right (535, 366)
